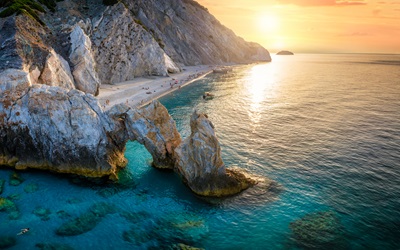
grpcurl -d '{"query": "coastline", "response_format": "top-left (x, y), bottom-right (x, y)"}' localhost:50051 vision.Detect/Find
top-left (97, 65), bottom-right (213, 110)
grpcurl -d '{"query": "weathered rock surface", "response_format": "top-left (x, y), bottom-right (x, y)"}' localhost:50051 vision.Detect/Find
top-left (69, 25), bottom-right (100, 95)
top-left (128, 0), bottom-right (271, 65)
top-left (0, 86), bottom-right (261, 197)
top-left (0, 85), bottom-right (125, 178)
top-left (0, 69), bottom-right (30, 93)
top-left (107, 101), bottom-right (181, 169)
top-left (0, 85), bottom-right (181, 177)
top-left (39, 49), bottom-right (75, 90)
top-left (91, 3), bottom-right (180, 84)
top-left (175, 111), bottom-right (257, 197)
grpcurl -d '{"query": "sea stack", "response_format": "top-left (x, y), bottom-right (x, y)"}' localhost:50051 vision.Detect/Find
top-left (175, 111), bottom-right (257, 197)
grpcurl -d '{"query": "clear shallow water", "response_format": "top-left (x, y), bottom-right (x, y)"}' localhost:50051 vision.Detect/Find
top-left (1, 54), bottom-right (400, 249)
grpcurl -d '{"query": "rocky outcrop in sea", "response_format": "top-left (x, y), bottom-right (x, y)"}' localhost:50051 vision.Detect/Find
top-left (0, 0), bottom-right (273, 197)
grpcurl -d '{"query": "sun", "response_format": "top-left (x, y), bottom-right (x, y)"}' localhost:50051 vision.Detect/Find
top-left (257, 14), bottom-right (280, 33)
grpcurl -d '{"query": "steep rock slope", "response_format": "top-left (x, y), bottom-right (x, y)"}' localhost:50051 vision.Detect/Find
top-left (91, 3), bottom-right (180, 84)
top-left (128, 0), bottom-right (271, 65)
top-left (1, 0), bottom-right (271, 91)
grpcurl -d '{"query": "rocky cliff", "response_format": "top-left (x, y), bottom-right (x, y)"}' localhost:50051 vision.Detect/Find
top-left (1, 0), bottom-right (270, 90)
top-left (0, 0), bottom-right (273, 197)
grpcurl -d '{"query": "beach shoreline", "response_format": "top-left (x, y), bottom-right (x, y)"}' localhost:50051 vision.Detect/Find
top-left (97, 65), bottom-right (213, 109)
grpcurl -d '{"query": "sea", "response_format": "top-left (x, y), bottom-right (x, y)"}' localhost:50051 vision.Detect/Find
top-left (1, 54), bottom-right (400, 249)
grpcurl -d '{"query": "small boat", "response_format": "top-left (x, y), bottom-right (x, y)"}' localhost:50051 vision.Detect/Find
top-left (213, 68), bottom-right (228, 73)
top-left (203, 92), bottom-right (214, 99)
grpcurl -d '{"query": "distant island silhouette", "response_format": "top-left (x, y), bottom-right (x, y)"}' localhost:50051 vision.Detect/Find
top-left (277, 51), bottom-right (294, 55)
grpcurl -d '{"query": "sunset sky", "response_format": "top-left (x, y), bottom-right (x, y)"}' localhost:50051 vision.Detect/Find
top-left (196, 0), bottom-right (400, 54)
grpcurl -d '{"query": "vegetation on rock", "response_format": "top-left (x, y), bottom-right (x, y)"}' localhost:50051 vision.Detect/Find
top-left (0, 0), bottom-right (62, 25)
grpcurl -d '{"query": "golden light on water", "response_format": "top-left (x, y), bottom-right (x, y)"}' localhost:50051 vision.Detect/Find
top-left (246, 63), bottom-right (280, 125)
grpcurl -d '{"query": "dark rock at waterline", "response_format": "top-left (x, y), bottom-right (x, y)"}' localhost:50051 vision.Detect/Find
top-left (290, 211), bottom-right (345, 249)
top-left (35, 242), bottom-right (75, 250)
top-left (0, 236), bottom-right (16, 249)
top-left (276, 50), bottom-right (294, 55)
top-left (9, 172), bottom-right (23, 186)
top-left (56, 202), bottom-right (116, 236)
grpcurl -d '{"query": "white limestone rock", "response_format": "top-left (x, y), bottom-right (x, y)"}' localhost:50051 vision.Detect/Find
top-left (39, 50), bottom-right (75, 90)
top-left (174, 111), bottom-right (257, 197)
top-left (0, 69), bottom-right (31, 94)
top-left (69, 25), bottom-right (100, 95)
top-left (0, 85), bottom-right (124, 178)
top-left (91, 3), bottom-right (179, 84)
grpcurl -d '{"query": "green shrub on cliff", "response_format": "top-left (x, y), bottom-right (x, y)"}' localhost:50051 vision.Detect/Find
top-left (0, 0), bottom-right (62, 20)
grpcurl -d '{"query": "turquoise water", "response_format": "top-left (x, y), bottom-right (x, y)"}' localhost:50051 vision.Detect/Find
top-left (1, 54), bottom-right (400, 249)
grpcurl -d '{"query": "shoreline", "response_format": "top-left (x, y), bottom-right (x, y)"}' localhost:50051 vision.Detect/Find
top-left (97, 65), bottom-right (213, 110)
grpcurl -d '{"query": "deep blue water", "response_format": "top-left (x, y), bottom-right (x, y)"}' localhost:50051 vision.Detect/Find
top-left (1, 54), bottom-right (400, 249)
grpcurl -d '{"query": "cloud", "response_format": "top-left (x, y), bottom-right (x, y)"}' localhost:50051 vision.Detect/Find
top-left (277, 0), bottom-right (367, 6)
top-left (338, 31), bottom-right (372, 36)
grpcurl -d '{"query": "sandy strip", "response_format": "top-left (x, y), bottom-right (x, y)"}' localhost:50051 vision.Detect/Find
top-left (97, 65), bottom-right (213, 110)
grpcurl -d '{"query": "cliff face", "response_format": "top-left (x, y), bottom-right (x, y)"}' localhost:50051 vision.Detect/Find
top-left (128, 0), bottom-right (271, 65)
top-left (1, 0), bottom-right (270, 90)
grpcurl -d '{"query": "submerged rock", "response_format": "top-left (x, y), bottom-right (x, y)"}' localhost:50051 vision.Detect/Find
top-left (120, 211), bottom-right (151, 224)
top-left (9, 172), bottom-right (23, 186)
top-left (56, 202), bottom-right (116, 236)
top-left (290, 211), bottom-right (344, 249)
top-left (0, 236), bottom-right (16, 249)
top-left (0, 179), bottom-right (4, 194)
top-left (175, 111), bottom-right (257, 197)
top-left (33, 207), bottom-right (52, 221)
top-left (0, 197), bottom-right (20, 220)
top-left (24, 183), bottom-right (39, 193)
top-left (35, 242), bottom-right (75, 250)
top-left (123, 211), bottom-right (207, 247)
top-left (169, 244), bottom-right (205, 250)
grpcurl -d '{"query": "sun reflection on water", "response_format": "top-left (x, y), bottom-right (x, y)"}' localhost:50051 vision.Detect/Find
top-left (245, 63), bottom-right (280, 126)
